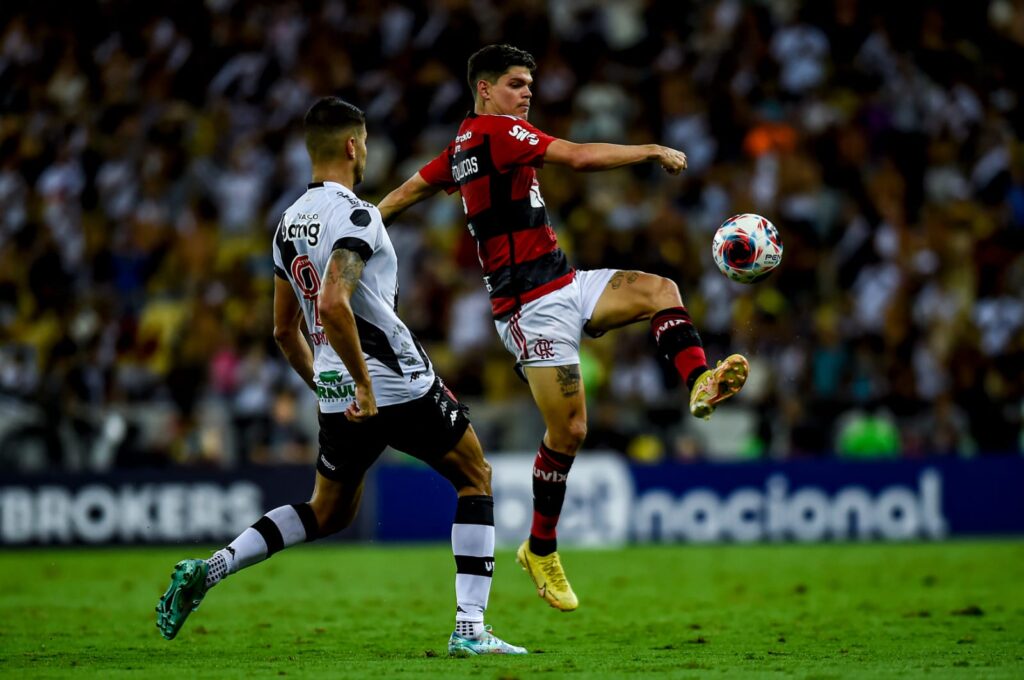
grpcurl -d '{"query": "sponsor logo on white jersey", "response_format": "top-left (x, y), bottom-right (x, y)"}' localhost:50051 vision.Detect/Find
top-left (282, 221), bottom-right (322, 246)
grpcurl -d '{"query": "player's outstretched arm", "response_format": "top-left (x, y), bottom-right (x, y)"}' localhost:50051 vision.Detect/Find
top-left (543, 138), bottom-right (687, 174)
top-left (273, 276), bottom-right (316, 391)
top-left (378, 172), bottom-right (442, 226)
top-left (318, 247), bottom-right (378, 421)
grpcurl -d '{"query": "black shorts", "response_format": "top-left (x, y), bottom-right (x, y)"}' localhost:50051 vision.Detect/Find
top-left (316, 377), bottom-right (470, 481)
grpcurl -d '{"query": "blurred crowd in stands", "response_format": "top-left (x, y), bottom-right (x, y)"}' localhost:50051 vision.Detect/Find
top-left (1, 0), bottom-right (1022, 471)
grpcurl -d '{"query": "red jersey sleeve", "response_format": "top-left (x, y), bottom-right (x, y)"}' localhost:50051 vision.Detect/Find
top-left (484, 116), bottom-right (556, 173)
top-left (419, 146), bottom-right (459, 195)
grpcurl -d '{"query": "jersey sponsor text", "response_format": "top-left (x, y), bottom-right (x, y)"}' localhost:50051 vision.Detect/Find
top-left (282, 221), bottom-right (322, 246)
top-left (509, 124), bottom-right (540, 145)
top-left (451, 156), bottom-right (479, 182)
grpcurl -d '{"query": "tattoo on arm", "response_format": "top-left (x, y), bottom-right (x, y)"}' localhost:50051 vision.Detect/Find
top-left (608, 271), bottom-right (640, 290)
top-left (556, 365), bottom-right (581, 398)
top-left (326, 249), bottom-right (365, 289)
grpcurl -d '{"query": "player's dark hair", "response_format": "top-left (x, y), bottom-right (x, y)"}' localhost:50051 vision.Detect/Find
top-left (467, 44), bottom-right (536, 93)
top-left (303, 97), bottom-right (365, 162)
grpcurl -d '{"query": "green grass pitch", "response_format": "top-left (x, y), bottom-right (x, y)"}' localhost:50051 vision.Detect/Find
top-left (1, 541), bottom-right (1022, 678)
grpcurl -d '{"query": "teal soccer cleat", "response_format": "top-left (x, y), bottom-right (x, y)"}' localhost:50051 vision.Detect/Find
top-left (448, 626), bottom-right (528, 656)
top-left (156, 559), bottom-right (209, 640)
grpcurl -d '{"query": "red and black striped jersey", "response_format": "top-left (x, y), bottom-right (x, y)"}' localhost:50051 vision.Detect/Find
top-left (420, 113), bottom-right (575, 318)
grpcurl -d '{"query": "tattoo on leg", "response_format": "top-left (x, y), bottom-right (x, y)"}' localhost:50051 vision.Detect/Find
top-left (609, 272), bottom-right (624, 289)
top-left (626, 271), bottom-right (639, 284)
top-left (556, 365), bottom-right (581, 398)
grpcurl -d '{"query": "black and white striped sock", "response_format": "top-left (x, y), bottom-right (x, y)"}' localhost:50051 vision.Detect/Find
top-left (452, 495), bottom-right (495, 640)
top-left (205, 503), bottom-right (319, 589)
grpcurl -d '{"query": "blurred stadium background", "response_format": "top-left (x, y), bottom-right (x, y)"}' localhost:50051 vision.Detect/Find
top-left (1, 0), bottom-right (1022, 549)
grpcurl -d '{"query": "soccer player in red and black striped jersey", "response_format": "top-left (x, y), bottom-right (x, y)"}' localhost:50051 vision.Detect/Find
top-left (380, 45), bottom-right (749, 612)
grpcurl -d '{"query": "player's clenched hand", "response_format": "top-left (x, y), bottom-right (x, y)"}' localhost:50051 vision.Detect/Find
top-left (656, 146), bottom-right (687, 174)
top-left (345, 383), bottom-right (378, 422)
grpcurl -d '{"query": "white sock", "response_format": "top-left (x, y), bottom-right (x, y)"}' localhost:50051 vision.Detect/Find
top-left (204, 548), bottom-right (234, 588)
top-left (455, 619), bottom-right (485, 639)
top-left (204, 503), bottom-right (319, 589)
top-left (452, 496), bottom-right (494, 639)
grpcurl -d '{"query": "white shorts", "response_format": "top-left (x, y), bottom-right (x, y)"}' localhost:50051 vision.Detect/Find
top-left (494, 269), bottom-right (616, 367)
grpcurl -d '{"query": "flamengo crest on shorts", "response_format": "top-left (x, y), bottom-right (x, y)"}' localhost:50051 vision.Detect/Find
top-left (495, 269), bottom-right (616, 367)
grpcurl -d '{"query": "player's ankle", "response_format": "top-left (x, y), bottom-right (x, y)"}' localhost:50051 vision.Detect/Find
top-left (455, 619), bottom-right (484, 639)
top-left (529, 535), bottom-right (557, 556)
top-left (204, 549), bottom-right (233, 589)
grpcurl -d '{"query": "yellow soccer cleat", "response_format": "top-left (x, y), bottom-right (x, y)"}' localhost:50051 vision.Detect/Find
top-left (689, 354), bottom-right (750, 420)
top-left (516, 540), bottom-right (578, 612)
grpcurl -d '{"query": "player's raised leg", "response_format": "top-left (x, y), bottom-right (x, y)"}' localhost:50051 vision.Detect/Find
top-left (156, 471), bottom-right (362, 640)
top-left (586, 270), bottom-right (748, 419)
top-left (515, 364), bottom-right (584, 612)
top-left (428, 424), bottom-right (526, 655)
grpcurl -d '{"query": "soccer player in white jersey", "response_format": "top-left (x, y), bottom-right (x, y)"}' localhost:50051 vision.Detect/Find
top-left (156, 97), bottom-right (526, 657)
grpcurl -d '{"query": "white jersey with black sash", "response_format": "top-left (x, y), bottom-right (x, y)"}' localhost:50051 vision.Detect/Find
top-left (272, 181), bottom-right (434, 413)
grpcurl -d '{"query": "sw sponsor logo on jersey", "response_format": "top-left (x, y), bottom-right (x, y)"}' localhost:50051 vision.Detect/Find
top-left (534, 468), bottom-right (568, 483)
top-left (282, 221), bottom-right (322, 246)
top-left (509, 124), bottom-right (540, 146)
top-left (452, 156), bottom-right (479, 181)
top-left (484, 559), bottom-right (494, 572)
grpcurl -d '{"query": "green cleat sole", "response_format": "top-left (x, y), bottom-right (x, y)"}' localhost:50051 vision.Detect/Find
top-left (156, 559), bottom-right (209, 640)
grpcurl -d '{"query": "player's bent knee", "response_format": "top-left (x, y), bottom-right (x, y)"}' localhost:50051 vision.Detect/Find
top-left (309, 497), bottom-right (356, 537)
top-left (651, 275), bottom-right (681, 309)
top-left (569, 420), bottom-right (588, 447)
top-left (551, 419), bottom-right (587, 453)
top-left (471, 458), bottom-right (492, 490)
top-left (317, 508), bottom-right (356, 537)
top-left (453, 457), bottom-right (492, 495)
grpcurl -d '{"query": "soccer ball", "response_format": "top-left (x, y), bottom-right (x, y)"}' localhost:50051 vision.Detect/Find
top-left (712, 213), bottom-right (783, 284)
